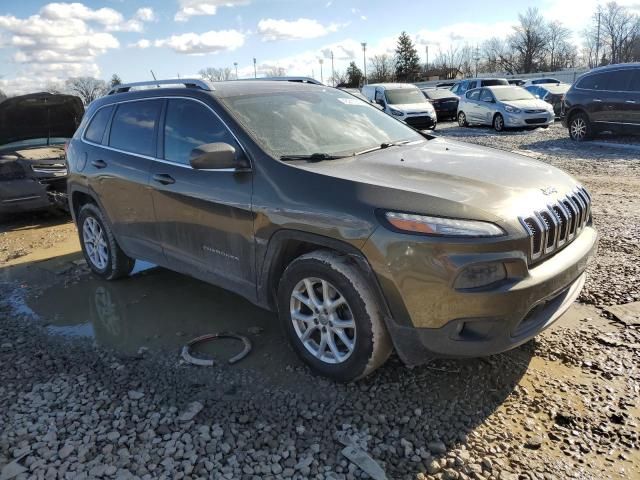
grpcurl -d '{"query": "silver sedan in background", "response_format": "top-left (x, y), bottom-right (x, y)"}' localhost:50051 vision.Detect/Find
top-left (457, 86), bottom-right (555, 132)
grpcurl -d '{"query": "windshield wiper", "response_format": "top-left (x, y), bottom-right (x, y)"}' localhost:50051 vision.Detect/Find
top-left (280, 153), bottom-right (348, 162)
top-left (354, 140), bottom-right (414, 156)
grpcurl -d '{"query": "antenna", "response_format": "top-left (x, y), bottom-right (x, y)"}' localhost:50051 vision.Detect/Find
top-left (150, 70), bottom-right (160, 87)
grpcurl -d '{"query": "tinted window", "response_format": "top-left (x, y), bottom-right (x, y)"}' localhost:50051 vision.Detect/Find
top-left (164, 99), bottom-right (236, 164)
top-left (577, 71), bottom-right (632, 91)
top-left (423, 89), bottom-right (456, 99)
top-left (480, 89), bottom-right (494, 102)
top-left (480, 79), bottom-right (508, 86)
top-left (630, 71), bottom-right (640, 92)
top-left (466, 90), bottom-right (481, 100)
top-left (109, 100), bottom-right (161, 156)
top-left (84, 106), bottom-right (113, 144)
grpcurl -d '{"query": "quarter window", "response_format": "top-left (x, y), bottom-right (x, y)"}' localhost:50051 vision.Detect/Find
top-left (109, 100), bottom-right (162, 157)
top-left (84, 106), bottom-right (113, 144)
top-left (164, 99), bottom-right (237, 164)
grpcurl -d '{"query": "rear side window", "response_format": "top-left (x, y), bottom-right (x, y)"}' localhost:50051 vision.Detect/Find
top-left (630, 70), bottom-right (640, 92)
top-left (84, 106), bottom-right (113, 144)
top-left (164, 99), bottom-right (237, 164)
top-left (109, 100), bottom-right (162, 156)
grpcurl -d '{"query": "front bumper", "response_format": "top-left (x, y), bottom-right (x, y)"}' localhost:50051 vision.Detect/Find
top-left (504, 111), bottom-right (554, 127)
top-left (0, 178), bottom-right (67, 214)
top-left (404, 115), bottom-right (436, 130)
top-left (363, 225), bottom-right (597, 365)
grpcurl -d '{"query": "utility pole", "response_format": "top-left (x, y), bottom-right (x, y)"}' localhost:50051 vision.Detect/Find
top-left (595, 10), bottom-right (601, 67)
top-left (331, 50), bottom-right (335, 87)
top-left (474, 45), bottom-right (480, 78)
top-left (319, 59), bottom-right (324, 84)
top-left (425, 45), bottom-right (429, 72)
top-left (253, 58), bottom-right (257, 78)
top-left (234, 62), bottom-right (238, 79)
top-left (361, 42), bottom-right (367, 85)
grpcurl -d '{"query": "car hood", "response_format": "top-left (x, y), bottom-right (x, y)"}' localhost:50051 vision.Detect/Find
top-left (502, 99), bottom-right (550, 110)
top-left (0, 92), bottom-right (84, 147)
top-left (293, 138), bottom-right (580, 223)
top-left (390, 102), bottom-right (434, 113)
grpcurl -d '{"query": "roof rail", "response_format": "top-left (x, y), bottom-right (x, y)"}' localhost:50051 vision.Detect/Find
top-left (107, 78), bottom-right (213, 95)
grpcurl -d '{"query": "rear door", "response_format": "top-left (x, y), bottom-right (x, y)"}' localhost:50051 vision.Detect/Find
top-left (600, 69), bottom-right (634, 126)
top-left (464, 89), bottom-right (482, 122)
top-left (478, 88), bottom-right (496, 124)
top-left (627, 70), bottom-right (640, 131)
top-left (149, 97), bottom-right (255, 298)
top-left (85, 99), bottom-right (163, 262)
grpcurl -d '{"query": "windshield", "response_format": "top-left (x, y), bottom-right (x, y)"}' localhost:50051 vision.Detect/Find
top-left (493, 87), bottom-right (535, 101)
top-left (545, 84), bottom-right (570, 94)
top-left (0, 137), bottom-right (68, 150)
top-left (422, 89), bottom-right (456, 99)
top-left (385, 88), bottom-right (428, 105)
top-left (221, 87), bottom-right (423, 158)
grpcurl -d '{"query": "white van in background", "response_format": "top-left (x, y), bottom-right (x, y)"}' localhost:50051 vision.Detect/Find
top-left (361, 83), bottom-right (437, 130)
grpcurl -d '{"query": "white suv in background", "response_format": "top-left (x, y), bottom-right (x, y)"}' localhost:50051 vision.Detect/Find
top-left (362, 83), bottom-right (437, 130)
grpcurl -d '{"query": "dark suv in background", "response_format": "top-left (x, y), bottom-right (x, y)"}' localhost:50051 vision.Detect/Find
top-left (562, 63), bottom-right (640, 141)
top-left (67, 79), bottom-right (596, 381)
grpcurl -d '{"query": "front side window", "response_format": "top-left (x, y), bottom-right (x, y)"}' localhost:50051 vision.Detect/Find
top-left (480, 89), bottom-right (494, 102)
top-left (164, 99), bottom-right (236, 164)
top-left (220, 87), bottom-right (423, 158)
top-left (466, 90), bottom-right (481, 100)
top-left (109, 100), bottom-right (162, 156)
top-left (84, 106), bottom-right (113, 144)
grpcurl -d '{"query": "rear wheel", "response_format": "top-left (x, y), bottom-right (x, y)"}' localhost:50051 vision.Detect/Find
top-left (568, 112), bottom-right (592, 141)
top-left (458, 112), bottom-right (468, 127)
top-left (78, 203), bottom-right (134, 280)
top-left (493, 113), bottom-right (505, 132)
top-left (277, 250), bottom-right (392, 382)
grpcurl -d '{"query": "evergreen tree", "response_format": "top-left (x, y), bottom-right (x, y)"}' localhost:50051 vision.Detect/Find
top-left (110, 74), bottom-right (122, 87)
top-left (346, 61), bottom-right (364, 87)
top-left (395, 32), bottom-right (421, 82)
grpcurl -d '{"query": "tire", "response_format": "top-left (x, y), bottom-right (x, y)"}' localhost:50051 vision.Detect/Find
top-left (568, 112), bottom-right (592, 141)
top-left (458, 111), bottom-right (468, 127)
top-left (493, 113), bottom-right (505, 132)
top-left (430, 122), bottom-right (437, 131)
top-left (277, 250), bottom-right (392, 382)
top-left (77, 203), bottom-right (134, 280)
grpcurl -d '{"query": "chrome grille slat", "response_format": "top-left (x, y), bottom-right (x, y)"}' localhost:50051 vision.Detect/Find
top-left (519, 187), bottom-right (592, 264)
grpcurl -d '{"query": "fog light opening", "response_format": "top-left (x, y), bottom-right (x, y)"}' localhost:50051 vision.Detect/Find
top-left (454, 263), bottom-right (507, 289)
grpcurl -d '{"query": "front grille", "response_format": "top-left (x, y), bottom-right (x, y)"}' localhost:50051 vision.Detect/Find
top-left (519, 187), bottom-right (592, 263)
top-left (525, 109), bottom-right (546, 114)
top-left (405, 116), bottom-right (434, 129)
top-left (525, 117), bottom-right (547, 125)
top-left (31, 163), bottom-right (67, 174)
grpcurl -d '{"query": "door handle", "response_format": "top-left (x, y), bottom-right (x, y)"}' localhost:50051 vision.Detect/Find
top-left (626, 100), bottom-right (637, 104)
top-left (593, 99), bottom-right (602, 102)
top-left (91, 159), bottom-right (107, 169)
top-left (152, 173), bottom-right (176, 185)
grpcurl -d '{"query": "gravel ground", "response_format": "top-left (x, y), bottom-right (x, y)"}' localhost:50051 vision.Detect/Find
top-left (1, 122), bottom-right (639, 480)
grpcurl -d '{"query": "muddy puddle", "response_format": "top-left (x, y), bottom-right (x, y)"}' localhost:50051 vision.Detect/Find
top-left (23, 260), bottom-right (296, 370)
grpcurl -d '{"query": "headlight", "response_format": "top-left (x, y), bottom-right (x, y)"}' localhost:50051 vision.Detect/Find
top-left (504, 105), bottom-right (521, 114)
top-left (384, 212), bottom-right (505, 237)
top-left (389, 108), bottom-right (404, 116)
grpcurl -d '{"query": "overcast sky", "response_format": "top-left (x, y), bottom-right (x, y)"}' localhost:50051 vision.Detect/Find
top-left (0, 0), bottom-right (637, 94)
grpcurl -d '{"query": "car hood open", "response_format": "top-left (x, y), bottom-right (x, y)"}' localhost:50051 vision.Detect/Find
top-left (0, 92), bottom-right (84, 148)
top-left (292, 137), bottom-right (580, 222)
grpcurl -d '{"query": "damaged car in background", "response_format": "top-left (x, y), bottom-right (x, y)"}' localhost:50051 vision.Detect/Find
top-left (0, 92), bottom-right (84, 215)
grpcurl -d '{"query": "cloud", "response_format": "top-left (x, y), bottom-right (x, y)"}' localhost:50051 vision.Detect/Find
top-left (135, 7), bottom-right (156, 22)
top-left (257, 18), bottom-right (341, 41)
top-left (130, 38), bottom-right (151, 49)
top-left (175, 0), bottom-right (249, 22)
top-left (154, 30), bottom-right (245, 54)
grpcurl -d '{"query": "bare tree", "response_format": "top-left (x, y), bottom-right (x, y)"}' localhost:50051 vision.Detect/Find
top-left (368, 54), bottom-right (395, 83)
top-left (329, 69), bottom-right (348, 87)
top-left (546, 21), bottom-right (576, 70)
top-left (482, 38), bottom-right (519, 74)
top-left (264, 66), bottom-right (287, 77)
top-left (509, 8), bottom-right (549, 73)
top-left (430, 45), bottom-right (474, 79)
top-left (45, 82), bottom-right (65, 94)
top-left (199, 67), bottom-right (234, 82)
top-left (65, 77), bottom-right (108, 105)
top-left (587, 2), bottom-right (640, 64)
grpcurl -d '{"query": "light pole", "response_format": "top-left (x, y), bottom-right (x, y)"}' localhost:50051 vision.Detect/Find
top-left (361, 42), bottom-right (367, 85)
top-left (331, 50), bottom-right (335, 86)
top-left (253, 58), bottom-right (257, 78)
top-left (234, 62), bottom-right (238, 79)
top-left (319, 58), bottom-right (324, 84)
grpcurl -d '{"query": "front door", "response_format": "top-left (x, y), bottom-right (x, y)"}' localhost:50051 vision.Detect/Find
top-left (149, 98), bottom-right (255, 299)
top-left (87, 99), bottom-right (163, 262)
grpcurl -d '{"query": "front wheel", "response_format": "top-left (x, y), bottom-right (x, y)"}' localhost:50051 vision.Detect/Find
top-left (493, 113), bottom-right (505, 132)
top-left (568, 112), bottom-right (592, 141)
top-left (78, 203), bottom-right (134, 280)
top-left (458, 112), bottom-right (468, 127)
top-left (277, 250), bottom-right (392, 382)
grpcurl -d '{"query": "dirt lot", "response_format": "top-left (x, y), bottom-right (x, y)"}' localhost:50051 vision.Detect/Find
top-left (1, 122), bottom-right (638, 480)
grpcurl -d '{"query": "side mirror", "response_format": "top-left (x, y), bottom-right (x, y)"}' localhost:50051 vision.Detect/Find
top-left (376, 98), bottom-right (385, 107)
top-left (190, 143), bottom-right (250, 171)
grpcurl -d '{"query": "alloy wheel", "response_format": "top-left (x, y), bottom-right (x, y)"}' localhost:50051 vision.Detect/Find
top-left (83, 216), bottom-right (109, 270)
top-left (570, 118), bottom-right (587, 140)
top-left (290, 277), bottom-right (356, 364)
top-left (494, 114), bottom-right (504, 131)
top-left (458, 112), bottom-right (467, 127)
